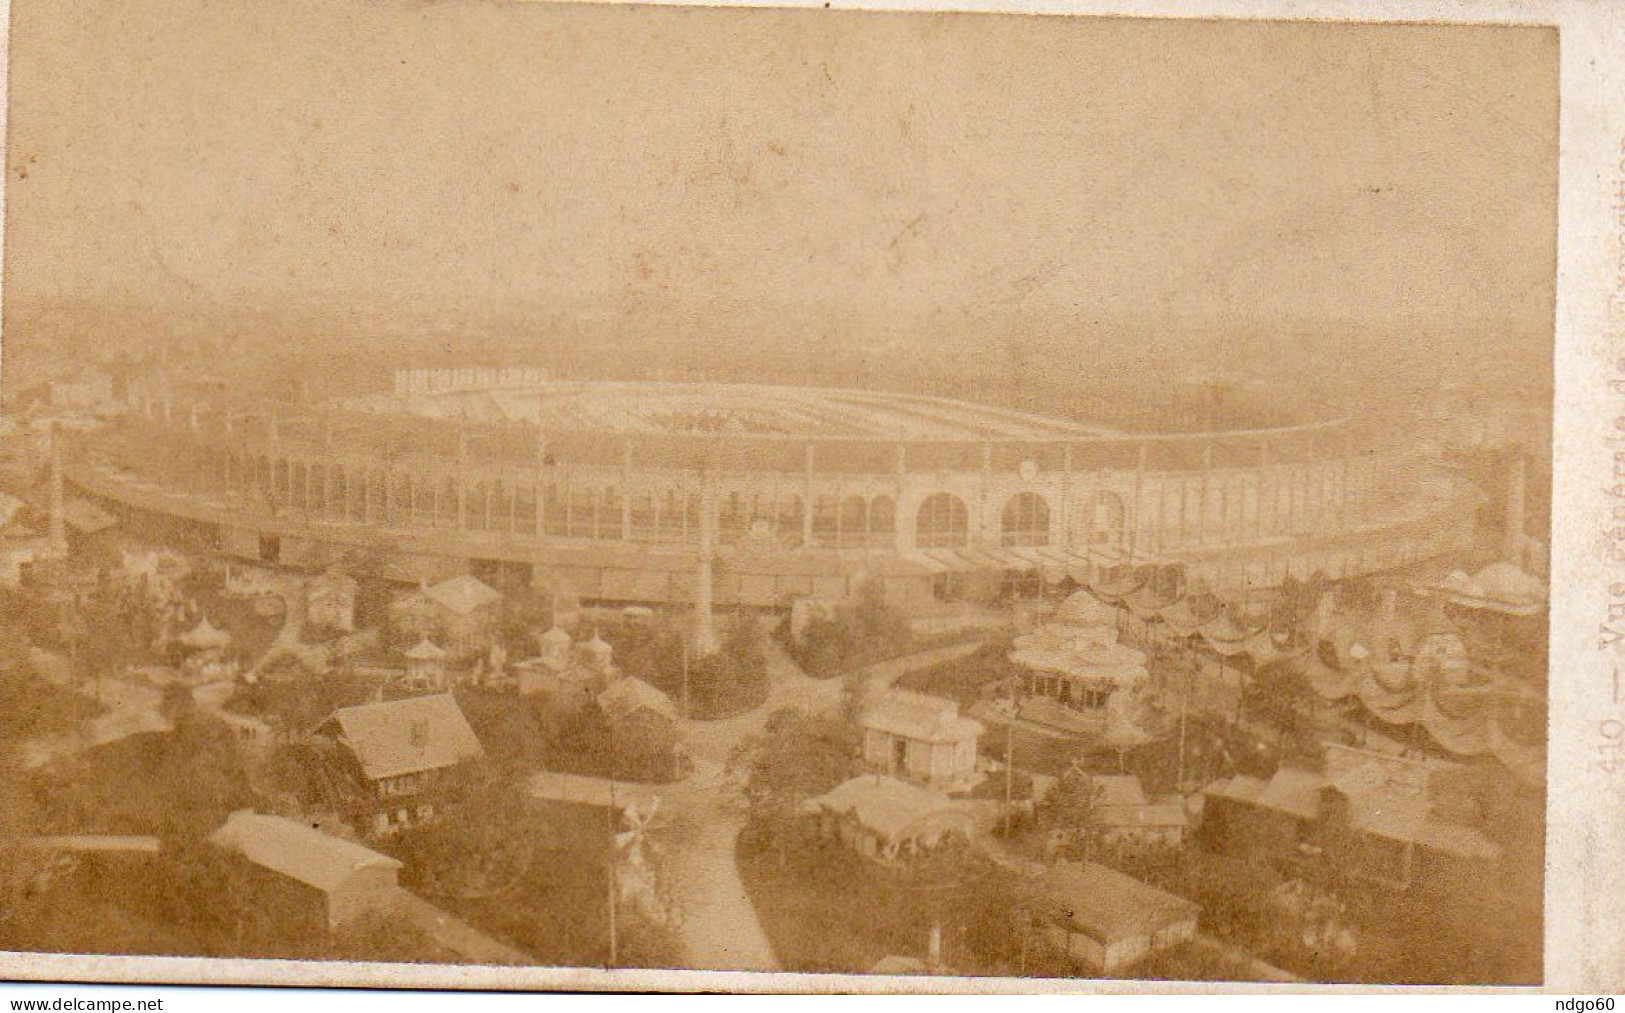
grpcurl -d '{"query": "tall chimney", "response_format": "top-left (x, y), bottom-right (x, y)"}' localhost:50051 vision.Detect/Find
top-left (694, 475), bottom-right (718, 658)
top-left (1503, 448), bottom-right (1526, 565)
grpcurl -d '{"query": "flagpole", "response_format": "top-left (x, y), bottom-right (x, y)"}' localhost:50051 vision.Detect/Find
top-left (607, 780), bottom-right (619, 967)
top-left (681, 634), bottom-right (691, 718)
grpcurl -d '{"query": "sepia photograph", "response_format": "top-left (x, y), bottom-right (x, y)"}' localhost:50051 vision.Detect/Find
top-left (0, 0), bottom-right (1559, 992)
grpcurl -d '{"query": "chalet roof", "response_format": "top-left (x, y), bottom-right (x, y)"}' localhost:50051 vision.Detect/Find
top-left (1091, 775), bottom-right (1188, 830)
top-left (62, 499), bottom-right (116, 535)
top-left (861, 690), bottom-right (984, 744)
top-left (398, 574), bottom-right (503, 617)
top-left (209, 811), bottom-right (400, 893)
top-left (806, 775), bottom-right (977, 845)
top-left (1204, 746), bottom-right (1501, 861)
top-left (1093, 774), bottom-right (1149, 809)
top-left (1205, 769), bottom-right (1322, 821)
top-left (321, 693), bottom-right (484, 782)
top-left (597, 676), bottom-right (677, 724)
top-left (1043, 861), bottom-right (1197, 943)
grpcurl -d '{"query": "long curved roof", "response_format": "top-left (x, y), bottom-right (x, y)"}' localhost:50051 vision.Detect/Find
top-left (348, 380), bottom-right (1123, 441)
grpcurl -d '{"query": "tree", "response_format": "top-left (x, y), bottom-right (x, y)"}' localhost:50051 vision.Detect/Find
top-left (325, 911), bottom-right (454, 964)
top-left (340, 548), bottom-right (394, 631)
top-left (405, 778), bottom-right (536, 902)
top-left (159, 681), bottom-right (197, 725)
top-left (497, 585), bottom-right (554, 657)
top-left (1037, 764), bottom-right (1103, 860)
top-left (840, 578), bottom-right (911, 657)
top-left (729, 708), bottom-right (858, 868)
top-left (686, 612), bottom-right (770, 718)
top-left (787, 578), bottom-right (913, 679)
top-left (154, 711), bottom-right (257, 840)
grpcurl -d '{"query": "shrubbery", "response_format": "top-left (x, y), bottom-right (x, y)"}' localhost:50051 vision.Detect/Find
top-left (783, 579), bottom-right (913, 679)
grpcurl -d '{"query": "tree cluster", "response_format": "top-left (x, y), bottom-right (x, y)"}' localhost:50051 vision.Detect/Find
top-left (785, 579), bottom-right (912, 679)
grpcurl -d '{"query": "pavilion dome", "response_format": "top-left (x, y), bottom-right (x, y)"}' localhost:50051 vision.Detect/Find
top-left (1473, 562), bottom-right (1546, 605)
top-left (1438, 570), bottom-right (1477, 595)
top-left (537, 624), bottom-right (572, 651)
top-left (1010, 630), bottom-right (1147, 686)
top-left (180, 617), bottom-right (231, 651)
top-left (1054, 591), bottom-right (1117, 631)
top-left (581, 631), bottom-right (615, 670)
top-left (404, 637), bottom-right (448, 661)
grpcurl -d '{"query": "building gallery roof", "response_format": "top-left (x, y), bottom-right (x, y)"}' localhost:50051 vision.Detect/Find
top-left (806, 775), bottom-right (978, 847)
top-left (209, 810), bottom-right (401, 893)
top-left (861, 690), bottom-right (984, 744)
top-left (1043, 861), bottom-right (1197, 944)
top-left (352, 380), bottom-right (1121, 442)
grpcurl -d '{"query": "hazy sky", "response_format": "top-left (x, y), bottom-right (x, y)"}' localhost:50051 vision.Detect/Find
top-left (4, 1), bottom-right (1557, 350)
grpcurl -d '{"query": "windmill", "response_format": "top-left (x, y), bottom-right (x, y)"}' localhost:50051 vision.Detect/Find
top-left (614, 798), bottom-right (669, 924)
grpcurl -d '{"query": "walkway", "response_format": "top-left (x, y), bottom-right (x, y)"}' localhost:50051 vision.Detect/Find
top-left (244, 575), bottom-right (327, 680)
top-left (656, 756), bottom-right (780, 971)
top-left (656, 635), bottom-right (992, 972)
top-left (392, 889), bottom-right (533, 966)
top-left (849, 639), bottom-right (988, 702)
top-left (509, 631), bottom-right (998, 972)
top-left (1190, 932), bottom-right (1305, 983)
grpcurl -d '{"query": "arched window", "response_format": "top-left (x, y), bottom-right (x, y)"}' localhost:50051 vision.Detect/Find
top-left (514, 484), bottom-right (538, 534)
top-left (308, 463), bottom-right (326, 514)
top-left (544, 484), bottom-right (569, 536)
top-left (657, 489), bottom-right (686, 540)
top-left (812, 495), bottom-right (840, 548)
top-left (411, 474), bottom-right (435, 527)
top-left (567, 485), bottom-right (598, 538)
top-left (777, 495), bottom-right (804, 546)
top-left (327, 465), bottom-right (347, 518)
top-left (1001, 492), bottom-right (1051, 547)
top-left (719, 491), bottom-right (749, 544)
top-left (349, 471), bottom-right (372, 523)
top-left (869, 496), bottom-right (896, 542)
top-left (598, 487), bottom-right (624, 540)
top-left (393, 472), bottom-right (414, 526)
top-left (916, 492), bottom-right (969, 549)
top-left (290, 463), bottom-right (308, 512)
top-left (366, 470), bottom-right (388, 523)
top-left (629, 490), bottom-right (658, 540)
top-left (438, 475), bottom-right (458, 527)
top-left (840, 495), bottom-right (868, 547)
top-left (1087, 491), bottom-right (1126, 545)
top-left (683, 493), bottom-right (700, 538)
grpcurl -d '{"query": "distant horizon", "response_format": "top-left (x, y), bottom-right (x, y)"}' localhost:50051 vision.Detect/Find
top-left (4, 2), bottom-right (1557, 387)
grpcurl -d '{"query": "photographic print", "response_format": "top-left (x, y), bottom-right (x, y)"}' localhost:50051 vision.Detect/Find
top-left (0, 0), bottom-right (1556, 989)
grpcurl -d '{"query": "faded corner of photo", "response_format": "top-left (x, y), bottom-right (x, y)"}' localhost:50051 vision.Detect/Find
top-left (0, 0), bottom-right (1559, 995)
